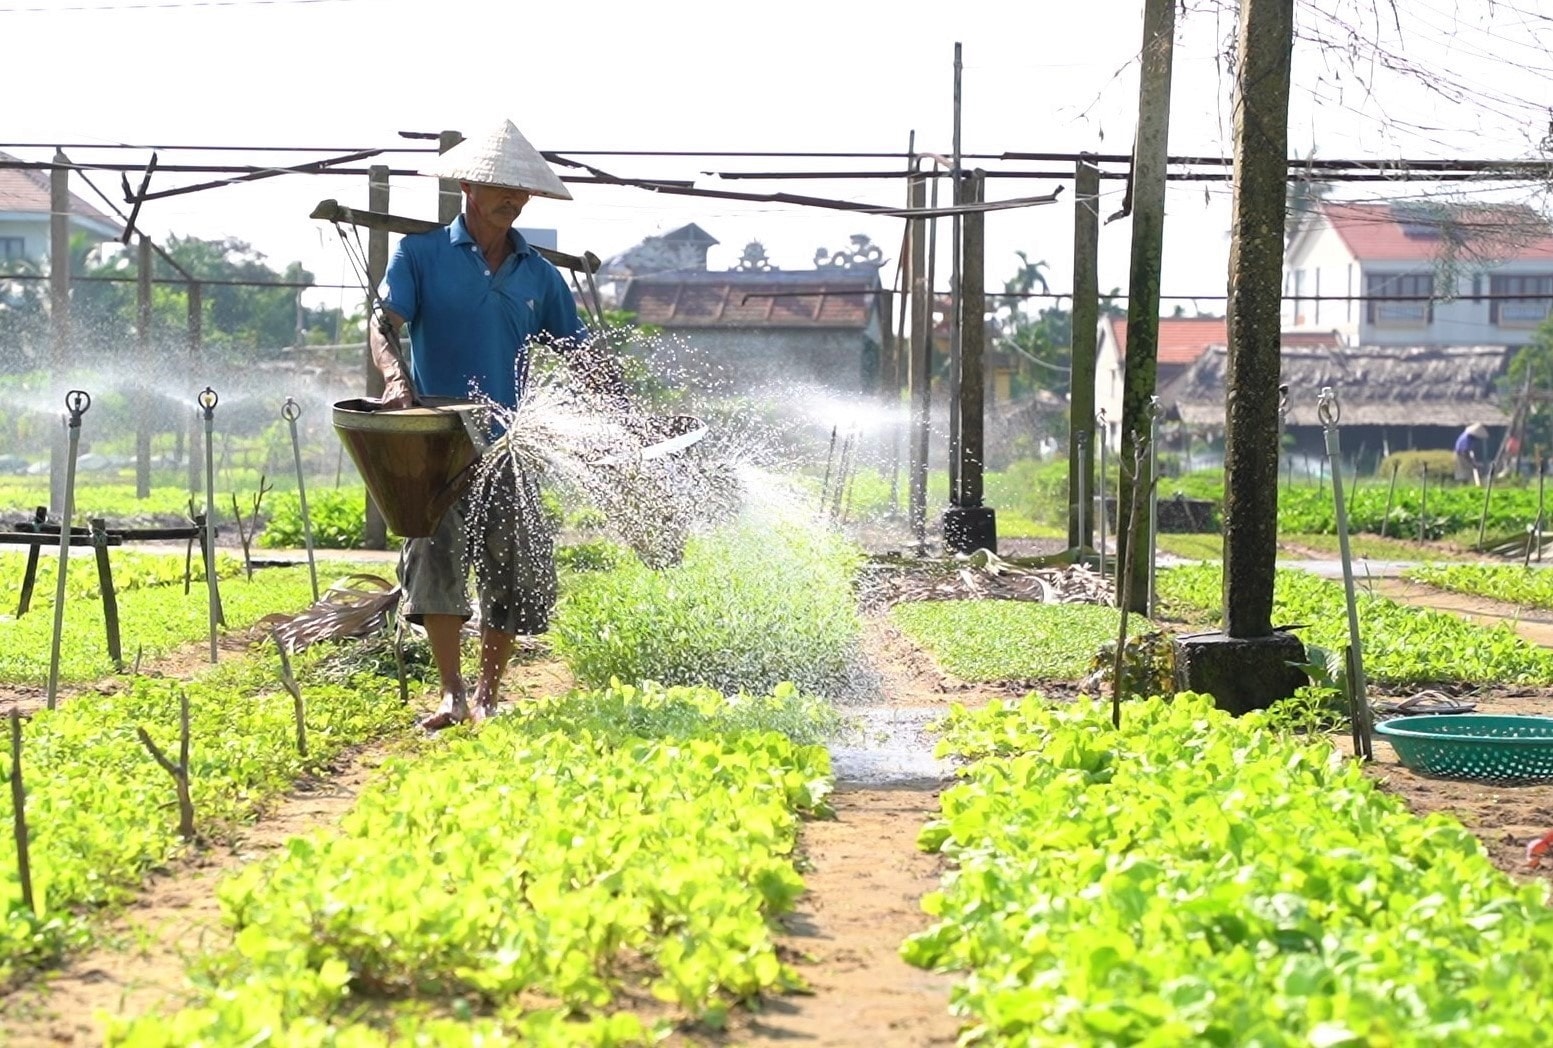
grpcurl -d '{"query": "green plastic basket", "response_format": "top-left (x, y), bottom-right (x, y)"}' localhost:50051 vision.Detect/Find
top-left (1375, 714), bottom-right (1553, 782)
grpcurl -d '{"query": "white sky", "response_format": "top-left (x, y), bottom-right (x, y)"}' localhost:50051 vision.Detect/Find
top-left (6, 0), bottom-right (1553, 316)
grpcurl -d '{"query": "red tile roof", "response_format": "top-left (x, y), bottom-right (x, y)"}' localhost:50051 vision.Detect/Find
top-left (1319, 201), bottom-right (1553, 263)
top-left (1109, 317), bottom-right (1343, 367)
top-left (1110, 317), bottom-right (1227, 365)
top-left (621, 270), bottom-right (878, 329)
top-left (0, 151), bottom-right (121, 232)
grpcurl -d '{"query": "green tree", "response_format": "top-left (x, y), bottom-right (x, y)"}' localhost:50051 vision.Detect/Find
top-left (1504, 321), bottom-right (1553, 454)
top-left (995, 252), bottom-right (1072, 398)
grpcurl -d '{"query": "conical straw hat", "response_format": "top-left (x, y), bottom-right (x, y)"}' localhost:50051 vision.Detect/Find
top-left (420, 120), bottom-right (572, 201)
top-left (1467, 422), bottom-right (1489, 438)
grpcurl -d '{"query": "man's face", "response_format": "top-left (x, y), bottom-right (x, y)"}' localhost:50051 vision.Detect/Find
top-left (464, 182), bottom-right (532, 227)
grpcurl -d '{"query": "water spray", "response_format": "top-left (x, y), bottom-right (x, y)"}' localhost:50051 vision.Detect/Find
top-left (199, 386), bottom-right (221, 664)
top-left (282, 397), bottom-right (320, 602)
top-left (45, 389), bottom-right (91, 711)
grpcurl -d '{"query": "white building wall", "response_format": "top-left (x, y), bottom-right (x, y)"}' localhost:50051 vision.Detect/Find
top-left (1286, 219), bottom-right (1553, 349)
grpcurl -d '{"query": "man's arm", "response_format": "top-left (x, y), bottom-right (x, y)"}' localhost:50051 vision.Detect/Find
top-left (369, 309), bottom-right (414, 409)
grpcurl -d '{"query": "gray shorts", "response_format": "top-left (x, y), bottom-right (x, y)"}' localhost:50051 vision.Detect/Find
top-left (398, 460), bottom-right (557, 635)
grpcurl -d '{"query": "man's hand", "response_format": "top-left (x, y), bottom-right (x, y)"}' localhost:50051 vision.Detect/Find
top-left (369, 311), bottom-right (415, 409)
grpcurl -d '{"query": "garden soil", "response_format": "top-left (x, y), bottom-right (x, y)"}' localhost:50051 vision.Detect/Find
top-left (1348, 576), bottom-right (1553, 885)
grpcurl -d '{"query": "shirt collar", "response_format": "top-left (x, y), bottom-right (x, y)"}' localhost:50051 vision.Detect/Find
top-left (448, 214), bottom-right (532, 257)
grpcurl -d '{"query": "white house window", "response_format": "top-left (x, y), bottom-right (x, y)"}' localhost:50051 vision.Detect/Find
top-left (1490, 274), bottom-right (1553, 326)
top-left (0, 237), bottom-right (24, 263)
top-left (1366, 272), bottom-right (1433, 326)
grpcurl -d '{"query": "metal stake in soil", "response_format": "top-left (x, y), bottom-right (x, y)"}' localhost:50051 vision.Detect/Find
top-left (9, 709), bottom-right (34, 915)
top-left (1096, 410), bottom-right (1108, 580)
top-left (1477, 463), bottom-right (1497, 551)
top-left (1146, 396), bottom-right (1164, 617)
top-left (46, 389), bottom-right (91, 711)
top-left (282, 398), bottom-right (320, 602)
top-left (1381, 461), bottom-right (1399, 540)
top-left (1318, 387), bottom-right (1372, 760)
top-left (1113, 431), bottom-right (1154, 728)
top-left (198, 387), bottom-right (221, 664)
top-left (1076, 429), bottom-right (1090, 561)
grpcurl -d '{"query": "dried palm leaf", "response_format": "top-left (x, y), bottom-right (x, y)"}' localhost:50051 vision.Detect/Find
top-left (256, 572), bottom-right (400, 653)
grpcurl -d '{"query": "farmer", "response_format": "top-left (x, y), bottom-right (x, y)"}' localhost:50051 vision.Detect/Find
top-left (1454, 422), bottom-right (1489, 485)
top-left (369, 119), bottom-right (617, 730)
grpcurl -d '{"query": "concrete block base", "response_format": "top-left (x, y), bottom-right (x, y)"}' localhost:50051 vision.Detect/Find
top-left (943, 505), bottom-right (997, 555)
top-left (1172, 630), bottom-right (1308, 716)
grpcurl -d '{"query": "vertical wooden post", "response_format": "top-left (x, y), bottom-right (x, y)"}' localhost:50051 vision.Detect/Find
top-left (362, 165), bottom-right (392, 551)
top-left (186, 281), bottom-right (203, 495)
top-left (944, 171), bottom-right (995, 553)
top-left (946, 45), bottom-right (965, 505)
top-left (907, 169), bottom-right (931, 550)
top-left (49, 151), bottom-right (71, 517)
top-left (136, 235), bottom-right (153, 498)
top-left (9, 710), bottom-right (34, 916)
top-left (1116, 0), bottom-right (1176, 614)
top-left (1068, 157), bottom-right (1101, 550)
top-left (438, 130), bottom-right (464, 224)
top-left (954, 171), bottom-right (987, 509)
top-left (1222, 0), bottom-right (1293, 638)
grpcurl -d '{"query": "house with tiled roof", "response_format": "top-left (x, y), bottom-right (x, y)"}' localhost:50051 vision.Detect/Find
top-left (616, 236), bottom-right (889, 394)
top-left (1094, 315), bottom-right (1344, 448)
top-left (0, 152), bottom-right (122, 265)
top-left (1284, 199), bottom-right (1553, 348)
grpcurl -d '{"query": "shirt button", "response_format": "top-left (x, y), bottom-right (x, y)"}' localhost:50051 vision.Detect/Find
top-left (484, 270), bottom-right (490, 276)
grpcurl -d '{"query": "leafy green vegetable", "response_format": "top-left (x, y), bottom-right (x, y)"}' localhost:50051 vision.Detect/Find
top-left (0, 562), bottom-right (389, 683)
top-left (906, 693), bottom-right (1553, 1045)
top-left (1161, 563), bottom-right (1553, 686)
top-left (1405, 562), bottom-right (1553, 609)
top-left (550, 524), bottom-right (864, 697)
top-left (0, 651), bottom-right (411, 979)
top-left (107, 681), bottom-right (836, 1045)
top-left (889, 599), bottom-right (1143, 683)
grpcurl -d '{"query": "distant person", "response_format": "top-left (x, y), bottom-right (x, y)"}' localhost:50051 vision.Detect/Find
top-left (1454, 422), bottom-right (1489, 485)
top-left (369, 119), bottom-right (622, 731)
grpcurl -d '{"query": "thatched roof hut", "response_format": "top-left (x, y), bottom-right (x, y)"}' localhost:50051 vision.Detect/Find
top-left (1161, 343), bottom-right (1512, 429)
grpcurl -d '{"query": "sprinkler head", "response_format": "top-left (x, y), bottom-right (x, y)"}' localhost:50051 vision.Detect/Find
top-left (63, 389), bottom-right (91, 424)
top-left (281, 397), bottom-right (302, 422)
top-left (198, 386), bottom-right (219, 419)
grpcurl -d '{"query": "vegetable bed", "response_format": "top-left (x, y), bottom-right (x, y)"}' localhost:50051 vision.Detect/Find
top-left (1, 651), bottom-right (412, 980)
top-left (905, 694), bottom-right (1553, 1045)
top-left (108, 682), bottom-right (836, 1046)
top-left (889, 600), bottom-right (1143, 683)
top-left (1161, 563), bottom-right (1553, 686)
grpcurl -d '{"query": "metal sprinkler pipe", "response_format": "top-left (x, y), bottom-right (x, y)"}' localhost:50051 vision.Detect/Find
top-left (45, 390), bottom-right (91, 711)
top-left (198, 386), bottom-right (221, 663)
top-left (282, 398), bottom-right (319, 602)
top-left (1318, 387), bottom-right (1372, 760)
top-left (1096, 409), bottom-right (1108, 581)
top-left (1076, 429), bottom-right (1089, 560)
top-left (1146, 396), bottom-right (1164, 617)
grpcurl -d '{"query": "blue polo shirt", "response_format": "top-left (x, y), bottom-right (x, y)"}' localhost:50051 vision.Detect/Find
top-left (380, 216), bottom-right (585, 408)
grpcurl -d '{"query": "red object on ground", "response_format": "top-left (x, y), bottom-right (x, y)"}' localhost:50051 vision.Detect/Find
top-left (1525, 829), bottom-right (1553, 866)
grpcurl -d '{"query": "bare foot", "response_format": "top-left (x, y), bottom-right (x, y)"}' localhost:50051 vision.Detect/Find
top-left (469, 694), bottom-right (500, 724)
top-left (418, 692), bottom-right (470, 732)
